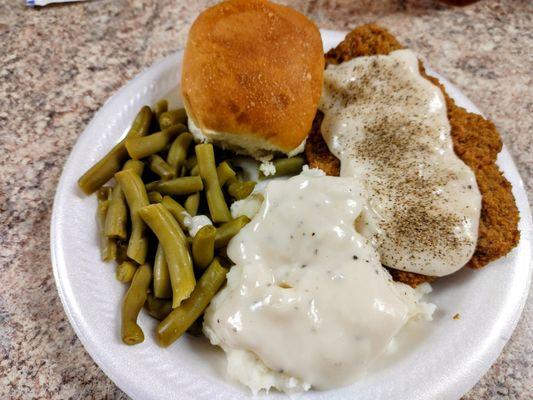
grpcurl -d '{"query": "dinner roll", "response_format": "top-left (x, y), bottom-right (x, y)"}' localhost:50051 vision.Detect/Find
top-left (181, 0), bottom-right (324, 159)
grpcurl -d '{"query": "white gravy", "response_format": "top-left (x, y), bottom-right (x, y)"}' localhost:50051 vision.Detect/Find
top-left (320, 49), bottom-right (481, 276)
top-left (203, 173), bottom-right (431, 390)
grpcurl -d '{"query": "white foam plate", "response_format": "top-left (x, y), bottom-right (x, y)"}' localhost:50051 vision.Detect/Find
top-left (51, 30), bottom-right (532, 400)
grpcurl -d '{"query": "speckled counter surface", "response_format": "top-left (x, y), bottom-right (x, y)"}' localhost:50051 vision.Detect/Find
top-left (0, 0), bottom-right (531, 398)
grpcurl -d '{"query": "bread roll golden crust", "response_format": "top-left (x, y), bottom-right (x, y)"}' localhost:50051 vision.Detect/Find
top-left (181, 0), bottom-right (324, 156)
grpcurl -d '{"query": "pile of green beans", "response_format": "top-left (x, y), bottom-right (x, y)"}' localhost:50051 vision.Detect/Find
top-left (78, 102), bottom-right (274, 347)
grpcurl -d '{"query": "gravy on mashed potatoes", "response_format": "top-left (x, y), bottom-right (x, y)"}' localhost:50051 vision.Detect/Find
top-left (204, 170), bottom-right (434, 393)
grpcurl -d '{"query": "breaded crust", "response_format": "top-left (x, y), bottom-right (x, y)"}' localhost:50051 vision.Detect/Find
top-left (306, 24), bottom-right (520, 286)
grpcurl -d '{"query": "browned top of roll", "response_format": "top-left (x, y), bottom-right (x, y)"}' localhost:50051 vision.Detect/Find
top-left (181, 0), bottom-right (324, 156)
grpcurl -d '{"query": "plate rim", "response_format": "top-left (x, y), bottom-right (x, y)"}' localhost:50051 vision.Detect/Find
top-left (50, 29), bottom-right (533, 400)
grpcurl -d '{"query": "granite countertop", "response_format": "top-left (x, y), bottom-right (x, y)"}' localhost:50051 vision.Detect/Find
top-left (0, 0), bottom-right (531, 398)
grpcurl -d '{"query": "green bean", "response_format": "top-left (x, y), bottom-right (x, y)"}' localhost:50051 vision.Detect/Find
top-left (104, 160), bottom-right (144, 240)
top-left (159, 108), bottom-right (187, 129)
top-left (78, 106), bottom-right (152, 194)
top-left (138, 204), bottom-right (195, 308)
top-left (160, 196), bottom-right (189, 231)
top-left (104, 183), bottom-right (128, 240)
top-left (224, 176), bottom-right (237, 188)
top-left (157, 258), bottom-right (227, 347)
top-left (97, 186), bottom-right (112, 203)
top-left (148, 154), bottom-right (175, 180)
top-left (116, 241), bottom-right (129, 264)
top-left (125, 124), bottom-right (187, 160)
top-left (144, 294), bottom-right (173, 321)
top-left (189, 164), bottom-right (200, 176)
top-left (153, 244), bottom-right (172, 299)
top-left (144, 180), bottom-right (160, 192)
top-left (96, 187), bottom-right (117, 261)
top-left (259, 156), bottom-right (304, 179)
top-left (215, 252), bottom-right (234, 269)
top-left (184, 192), bottom-right (200, 216)
top-left (185, 155), bottom-right (197, 170)
top-left (116, 261), bottom-right (138, 283)
top-left (148, 191), bottom-right (163, 204)
top-left (192, 225), bottom-right (216, 269)
top-left (227, 179), bottom-right (256, 200)
top-left (123, 159), bottom-right (145, 176)
top-left (115, 170), bottom-right (150, 264)
top-left (121, 263), bottom-right (152, 345)
top-left (167, 132), bottom-right (193, 174)
top-left (147, 176), bottom-right (203, 196)
top-left (195, 143), bottom-right (231, 223)
top-left (214, 216), bottom-right (251, 248)
top-left (216, 161), bottom-right (236, 186)
top-left (179, 165), bottom-right (187, 177)
top-left (154, 99), bottom-right (168, 121)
